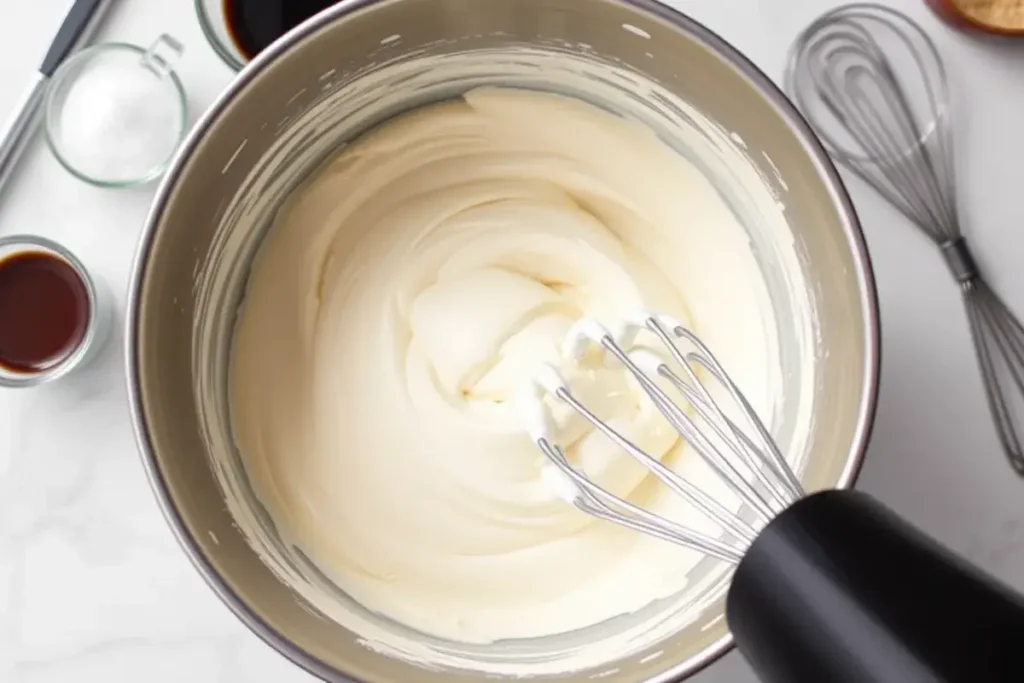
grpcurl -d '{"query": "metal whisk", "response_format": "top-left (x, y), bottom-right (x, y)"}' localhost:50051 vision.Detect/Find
top-left (786, 4), bottom-right (1024, 475)
top-left (521, 315), bottom-right (1024, 683)
top-left (521, 313), bottom-right (804, 563)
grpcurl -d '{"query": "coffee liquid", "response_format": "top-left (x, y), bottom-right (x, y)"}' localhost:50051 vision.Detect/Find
top-left (224, 0), bottom-right (340, 60)
top-left (0, 252), bottom-right (89, 373)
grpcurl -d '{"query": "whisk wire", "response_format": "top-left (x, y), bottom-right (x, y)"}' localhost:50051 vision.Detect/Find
top-left (656, 368), bottom-right (792, 509)
top-left (810, 24), bottom-right (959, 237)
top-left (602, 339), bottom-right (780, 521)
top-left (538, 439), bottom-right (746, 562)
top-left (660, 322), bottom-right (804, 498)
top-left (642, 323), bottom-right (799, 508)
top-left (842, 73), bottom-right (952, 234)
top-left (525, 313), bottom-right (805, 564)
top-left (966, 283), bottom-right (1024, 472)
top-left (552, 386), bottom-right (759, 543)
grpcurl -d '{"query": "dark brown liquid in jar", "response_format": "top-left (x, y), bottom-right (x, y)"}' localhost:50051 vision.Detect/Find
top-left (0, 251), bottom-right (89, 373)
top-left (223, 0), bottom-right (340, 60)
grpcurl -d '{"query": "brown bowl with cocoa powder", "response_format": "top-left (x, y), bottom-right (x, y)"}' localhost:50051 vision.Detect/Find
top-left (926, 0), bottom-right (1024, 35)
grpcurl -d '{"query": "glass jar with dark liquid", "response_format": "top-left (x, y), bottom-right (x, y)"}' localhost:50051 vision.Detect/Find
top-left (197, 0), bottom-right (341, 70)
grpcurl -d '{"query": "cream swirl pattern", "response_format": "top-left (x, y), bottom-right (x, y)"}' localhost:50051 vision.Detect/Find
top-left (229, 87), bottom-right (779, 646)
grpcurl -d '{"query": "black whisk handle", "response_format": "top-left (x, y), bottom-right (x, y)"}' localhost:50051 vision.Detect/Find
top-left (726, 489), bottom-right (1024, 683)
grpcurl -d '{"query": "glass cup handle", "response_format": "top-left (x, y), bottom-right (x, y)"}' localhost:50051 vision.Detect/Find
top-left (142, 34), bottom-right (185, 79)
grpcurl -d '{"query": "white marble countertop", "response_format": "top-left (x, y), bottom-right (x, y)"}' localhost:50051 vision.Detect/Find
top-left (1, 1), bottom-right (1023, 681)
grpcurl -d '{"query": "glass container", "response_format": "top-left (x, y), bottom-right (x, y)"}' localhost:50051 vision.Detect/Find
top-left (44, 35), bottom-right (187, 188)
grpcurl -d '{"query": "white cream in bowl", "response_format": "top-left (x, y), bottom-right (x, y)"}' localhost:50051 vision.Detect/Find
top-left (222, 66), bottom-right (812, 675)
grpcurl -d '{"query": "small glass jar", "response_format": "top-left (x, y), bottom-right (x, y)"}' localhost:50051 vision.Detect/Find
top-left (0, 235), bottom-right (112, 388)
top-left (44, 35), bottom-right (188, 188)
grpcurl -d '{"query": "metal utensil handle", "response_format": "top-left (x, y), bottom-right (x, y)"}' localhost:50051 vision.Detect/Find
top-left (0, 0), bottom-right (115, 198)
top-left (41, 0), bottom-right (116, 76)
top-left (0, 76), bottom-right (48, 193)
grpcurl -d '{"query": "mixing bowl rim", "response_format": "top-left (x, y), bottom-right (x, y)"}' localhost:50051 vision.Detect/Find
top-left (125, 0), bottom-right (881, 681)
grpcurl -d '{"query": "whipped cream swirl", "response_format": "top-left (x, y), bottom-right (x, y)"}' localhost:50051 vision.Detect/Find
top-left (229, 87), bottom-right (778, 647)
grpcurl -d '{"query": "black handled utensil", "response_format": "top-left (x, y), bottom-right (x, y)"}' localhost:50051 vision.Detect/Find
top-left (729, 488), bottom-right (1024, 683)
top-left (0, 0), bottom-right (116, 199)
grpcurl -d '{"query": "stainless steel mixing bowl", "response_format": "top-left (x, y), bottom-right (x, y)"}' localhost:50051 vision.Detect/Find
top-left (127, 0), bottom-right (879, 681)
